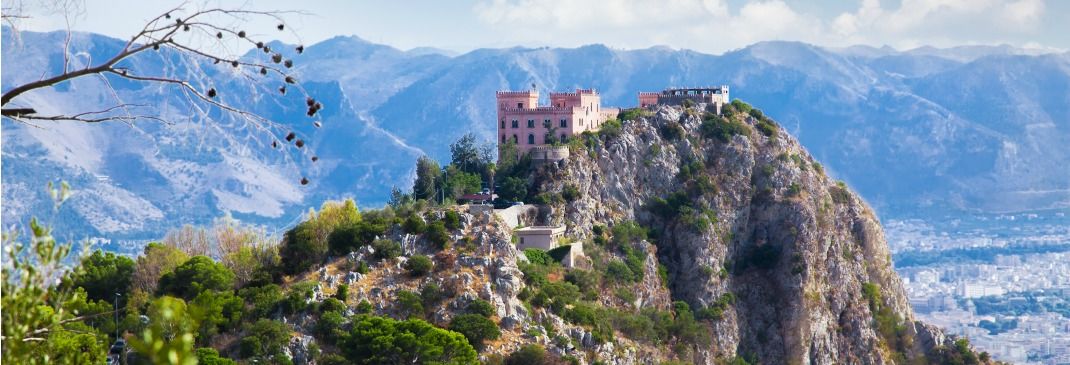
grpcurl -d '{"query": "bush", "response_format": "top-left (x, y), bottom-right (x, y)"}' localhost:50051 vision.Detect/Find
top-left (611, 221), bottom-right (647, 247)
top-left (402, 214), bottom-right (426, 234)
top-left (523, 248), bottom-right (553, 266)
top-left (372, 239), bottom-right (402, 261)
top-left (356, 300), bottom-right (373, 314)
top-left (334, 284), bottom-right (348, 302)
top-left (196, 347), bottom-right (236, 365)
top-left (316, 311), bottom-right (346, 344)
top-left (467, 299), bottom-right (496, 317)
top-left (600, 119), bottom-right (623, 139)
top-left (506, 344), bottom-right (551, 365)
top-left (756, 118), bottom-right (777, 137)
top-left (748, 108), bottom-right (764, 120)
top-left (239, 319), bottom-right (291, 361)
top-left (284, 281), bottom-right (317, 314)
top-left (343, 315), bottom-right (477, 364)
top-left (659, 123), bottom-right (685, 141)
top-left (426, 221), bottom-right (450, 249)
top-left (617, 108), bottom-right (647, 122)
top-left (699, 113), bottom-right (750, 142)
top-left (561, 185), bottom-right (581, 202)
top-left (449, 314), bottom-right (501, 350)
top-left (405, 255), bottom-right (433, 276)
top-left (443, 210), bottom-right (462, 230)
top-left (239, 284), bottom-right (283, 319)
top-left (499, 177), bottom-right (528, 202)
top-left (547, 245), bottom-right (571, 263)
top-left (396, 290), bottom-right (425, 319)
top-left (157, 256), bottom-right (236, 299)
top-left (605, 261), bottom-right (637, 283)
top-left (320, 298), bottom-right (346, 314)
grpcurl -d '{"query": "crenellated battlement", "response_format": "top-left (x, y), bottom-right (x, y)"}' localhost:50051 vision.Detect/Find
top-left (496, 87), bottom-right (616, 155)
top-left (496, 90), bottom-right (539, 96)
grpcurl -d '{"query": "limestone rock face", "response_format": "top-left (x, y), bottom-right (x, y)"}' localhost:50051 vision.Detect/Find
top-left (531, 104), bottom-right (949, 364)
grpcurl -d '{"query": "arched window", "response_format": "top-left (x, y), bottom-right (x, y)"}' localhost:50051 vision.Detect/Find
top-left (511, 120), bottom-right (518, 128)
top-left (560, 133), bottom-right (567, 141)
top-left (500, 120), bottom-right (505, 128)
top-left (527, 134), bottom-right (535, 145)
top-left (501, 134), bottom-right (506, 143)
top-left (512, 134), bottom-right (518, 143)
top-left (560, 119), bottom-right (567, 128)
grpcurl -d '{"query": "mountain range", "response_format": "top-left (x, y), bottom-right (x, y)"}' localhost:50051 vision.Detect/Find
top-left (3, 28), bottom-right (1068, 243)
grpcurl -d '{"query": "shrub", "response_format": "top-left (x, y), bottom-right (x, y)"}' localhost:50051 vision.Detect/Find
top-left (372, 239), bottom-right (402, 261)
top-left (499, 177), bottom-right (528, 202)
top-left (356, 300), bottom-right (373, 314)
top-left (157, 256), bottom-right (236, 300)
top-left (605, 261), bottom-right (637, 283)
top-left (195, 348), bottom-right (236, 365)
top-left (695, 293), bottom-right (736, 321)
top-left (449, 314), bottom-right (501, 350)
top-left (317, 311), bottom-right (346, 344)
top-left (426, 221), bottom-right (450, 249)
top-left (284, 281), bottom-right (317, 314)
top-left (786, 183), bottom-right (801, 197)
top-left (699, 113), bottom-right (750, 142)
top-left (523, 248), bottom-right (553, 266)
top-left (617, 108), bottom-right (647, 122)
top-left (561, 185), bottom-right (581, 202)
top-left (239, 284), bottom-right (283, 319)
top-left (343, 315), bottom-right (477, 364)
top-left (748, 108), bottom-right (764, 120)
top-left (659, 123), bottom-right (685, 141)
top-left (533, 282), bottom-right (581, 314)
top-left (443, 210), bottom-right (462, 230)
top-left (420, 283), bottom-right (446, 308)
top-left (320, 298), bottom-right (346, 314)
top-left (402, 214), bottom-right (426, 234)
top-left (396, 290), bottom-right (425, 319)
top-left (405, 255), bottom-right (433, 276)
top-left (506, 344), bottom-right (550, 365)
top-left (239, 319), bottom-right (291, 361)
top-left (467, 299), bottom-right (496, 317)
top-left (547, 245), bottom-right (571, 263)
top-left (756, 118), bottom-right (777, 137)
top-left (600, 119), bottom-right (623, 139)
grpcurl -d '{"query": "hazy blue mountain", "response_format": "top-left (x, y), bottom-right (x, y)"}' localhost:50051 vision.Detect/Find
top-left (4, 29), bottom-right (1067, 244)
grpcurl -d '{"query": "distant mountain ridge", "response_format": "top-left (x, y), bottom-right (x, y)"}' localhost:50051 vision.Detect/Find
top-left (3, 29), bottom-right (1068, 243)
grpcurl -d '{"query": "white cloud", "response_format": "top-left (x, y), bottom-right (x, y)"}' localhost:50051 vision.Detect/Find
top-left (472, 0), bottom-right (1059, 53)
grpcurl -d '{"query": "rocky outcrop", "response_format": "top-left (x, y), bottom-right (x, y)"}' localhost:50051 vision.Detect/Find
top-left (530, 104), bottom-right (957, 364)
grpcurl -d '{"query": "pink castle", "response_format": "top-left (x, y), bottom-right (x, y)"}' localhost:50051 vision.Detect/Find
top-left (496, 88), bottom-right (619, 154)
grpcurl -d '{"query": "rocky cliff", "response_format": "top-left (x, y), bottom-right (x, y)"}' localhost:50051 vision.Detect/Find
top-left (292, 103), bottom-right (986, 365)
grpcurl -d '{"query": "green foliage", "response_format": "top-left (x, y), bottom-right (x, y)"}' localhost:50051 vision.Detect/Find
top-left (157, 255), bottom-right (235, 299)
top-left (406, 255), bottom-right (433, 276)
top-left (196, 347), bottom-right (237, 365)
top-left (373, 239), bottom-right (403, 261)
top-left (561, 184), bottom-right (581, 202)
top-left (444, 210), bottom-right (462, 230)
top-left (600, 118), bottom-right (623, 139)
top-left (239, 284), bottom-right (283, 319)
top-left (830, 182), bottom-right (852, 205)
top-left (131, 296), bottom-right (199, 365)
top-left (617, 108), bottom-right (649, 122)
top-left (467, 299), bottom-right (496, 317)
top-left (730, 99), bottom-right (752, 114)
top-left (356, 300), bottom-right (374, 314)
top-left (449, 314), bottom-right (501, 350)
top-left (532, 282), bottom-right (582, 314)
top-left (426, 221), bottom-right (450, 249)
top-left (736, 244), bottom-right (781, 272)
top-left (523, 248), bottom-right (554, 266)
top-left (190, 290), bottom-right (243, 343)
top-left (498, 177), bottom-right (528, 202)
top-left (450, 132), bottom-right (493, 175)
top-left (611, 221), bottom-right (647, 248)
top-left (397, 290), bottom-right (425, 319)
top-left (695, 293), bottom-right (736, 321)
top-left (786, 183), bottom-right (802, 197)
top-left (413, 155), bottom-right (443, 201)
top-left (335, 284), bottom-right (349, 302)
top-left (659, 122), bottom-right (685, 141)
top-left (328, 216), bottom-right (391, 255)
top-left (343, 314), bottom-right (478, 364)
top-left (239, 319), bottom-right (292, 362)
top-left (284, 281), bottom-right (318, 314)
top-left (281, 199), bottom-right (362, 274)
top-left (444, 167), bottom-right (483, 200)
top-left (862, 282), bottom-right (914, 359)
top-left (62, 250), bottom-right (135, 304)
top-left (700, 113), bottom-right (750, 142)
top-left (547, 245), bottom-right (572, 263)
top-left (756, 118), bottom-right (777, 137)
top-left (320, 297), bottom-right (346, 314)
top-left (403, 214), bottom-right (427, 234)
top-left (317, 311), bottom-right (347, 344)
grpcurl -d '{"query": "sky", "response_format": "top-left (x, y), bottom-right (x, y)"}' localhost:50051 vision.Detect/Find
top-left (7, 0), bottom-right (1069, 54)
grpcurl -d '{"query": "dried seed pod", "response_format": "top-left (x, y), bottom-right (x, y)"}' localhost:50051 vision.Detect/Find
top-left (277, 24), bottom-right (285, 31)
top-left (238, 30), bottom-right (246, 38)
top-left (263, 45), bottom-right (271, 53)
top-left (271, 53), bottom-right (282, 63)
top-left (260, 67), bottom-right (268, 75)
top-left (271, 140), bottom-right (278, 148)
top-left (313, 121), bottom-right (322, 128)
top-left (231, 60), bottom-right (239, 68)
top-left (295, 139), bottom-right (304, 148)
top-left (284, 59), bottom-right (293, 68)
top-left (175, 17), bottom-right (182, 24)
top-left (153, 44), bottom-right (160, 50)
top-left (300, 177), bottom-right (309, 185)
top-left (285, 132), bottom-right (295, 141)
top-left (256, 41), bottom-right (264, 49)
top-left (207, 88), bottom-right (217, 98)
top-left (285, 76), bottom-right (295, 84)
top-left (213, 58), bottom-right (220, 64)
top-left (165, 13), bottom-right (171, 19)
top-left (278, 86), bottom-right (287, 95)
top-left (183, 25), bottom-right (190, 32)
top-left (216, 32), bottom-right (223, 39)
top-left (311, 156), bottom-right (318, 162)
top-left (306, 97), bottom-right (315, 106)
top-left (296, 45), bottom-right (304, 54)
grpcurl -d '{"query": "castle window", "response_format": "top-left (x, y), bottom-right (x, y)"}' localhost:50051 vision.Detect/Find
top-left (560, 119), bottom-right (567, 128)
top-left (512, 120), bottom-right (518, 128)
top-left (518, 102), bottom-right (523, 108)
top-left (580, 118), bottom-right (584, 126)
top-left (512, 134), bottom-right (518, 143)
top-left (527, 120), bottom-right (534, 128)
top-left (500, 120), bottom-right (505, 129)
top-left (501, 134), bottom-right (506, 143)
top-left (543, 119), bottom-right (551, 128)
top-left (560, 133), bottom-right (567, 141)
top-left (527, 134), bottom-right (535, 145)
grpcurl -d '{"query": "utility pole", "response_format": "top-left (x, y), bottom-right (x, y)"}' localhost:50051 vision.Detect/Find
top-left (114, 292), bottom-right (121, 340)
